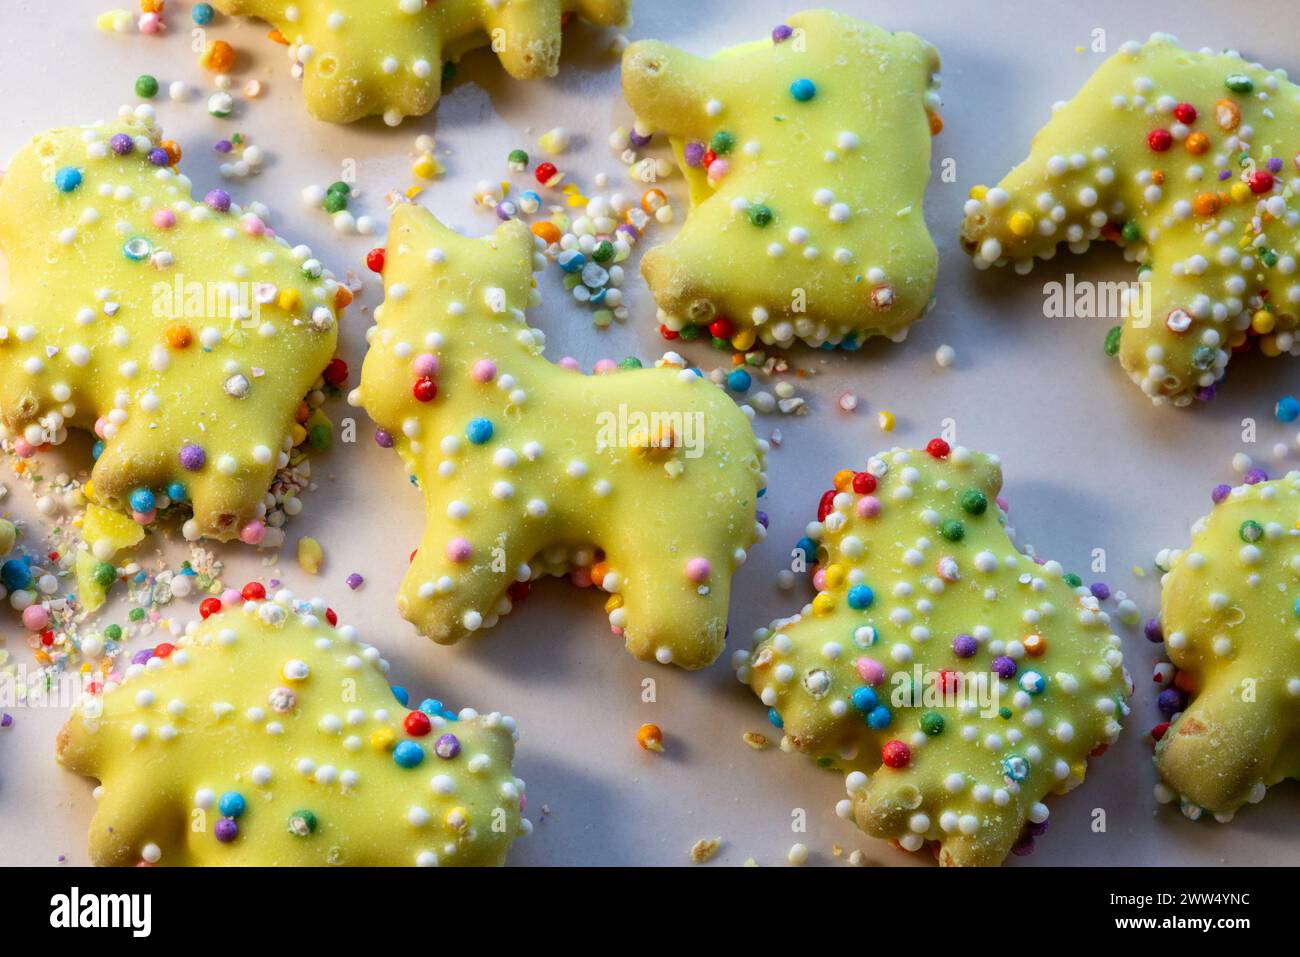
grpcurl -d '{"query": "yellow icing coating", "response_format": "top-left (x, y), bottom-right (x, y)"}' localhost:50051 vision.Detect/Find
top-left (621, 9), bottom-right (941, 349)
top-left (58, 594), bottom-right (527, 866)
top-left (0, 111), bottom-right (343, 544)
top-left (352, 205), bottom-right (768, 669)
top-left (212, 0), bottom-right (632, 125)
top-left (1156, 475), bottom-right (1300, 818)
top-left (960, 33), bottom-right (1300, 406)
top-left (734, 445), bottom-right (1129, 866)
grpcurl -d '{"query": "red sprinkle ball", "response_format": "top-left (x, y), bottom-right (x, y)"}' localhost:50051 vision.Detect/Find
top-left (366, 247), bottom-right (386, 273)
top-left (241, 581), bottom-right (267, 601)
top-left (817, 489), bottom-right (837, 521)
top-left (199, 597), bottom-right (223, 619)
top-left (323, 357), bottom-right (349, 388)
top-left (881, 740), bottom-right (912, 769)
top-left (404, 711), bottom-right (432, 737)
top-left (926, 437), bottom-right (951, 459)
top-left (1173, 102), bottom-right (1197, 125)
top-left (1147, 128), bottom-right (1173, 152)
top-left (1249, 170), bottom-right (1275, 194)
top-left (851, 471), bottom-right (877, 494)
top-left (534, 162), bottom-right (559, 186)
top-left (412, 376), bottom-right (438, 402)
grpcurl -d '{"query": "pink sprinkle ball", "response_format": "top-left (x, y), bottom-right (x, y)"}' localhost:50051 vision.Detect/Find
top-left (557, 357), bottom-right (581, 372)
top-left (856, 495), bottom-right (881, 519)
top-left (446, 537), bottom-right (472, 562)
top-left (707, 159), bottom-right (729, 181)
top-left (152, 209), bottom-right (176, 229)
top-left (471, 359), bottom-right (497, 383)
top-left (221, 588), bottom-right (242, 606)
top-left (412, 353), bottom-right (439, 377)
top-left (855, 657), bottom-right (886, 686)
top-left (684, 557), bottom-right (711, 583)
top-left (593, 359), bottom-right (618, 375)
top-left (22, 605), bottom-right (49, 632)
top-left (569, 567), bottom-right (593, 588)
top-left (242, 216), bottom-right (267, 237)
top-left (996, 496), bottom-right (1010, 513)
top-left (12, 439), bottom-right (34, 458)
top-left (132, 509), bottom-right (156, 526)
top-left (138, 13), bottom-right (163, 34)
top-left (811, 567), bottom-right (827, 590)
top-left (240, 520), bottom-right (266, 545)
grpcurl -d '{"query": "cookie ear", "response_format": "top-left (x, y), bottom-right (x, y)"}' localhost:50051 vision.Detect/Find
top-left (621, 41), bottom-right (723, 142)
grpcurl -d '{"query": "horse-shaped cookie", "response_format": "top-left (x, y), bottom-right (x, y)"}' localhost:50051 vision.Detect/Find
top-left (353, 205), bottom-right (767, 669)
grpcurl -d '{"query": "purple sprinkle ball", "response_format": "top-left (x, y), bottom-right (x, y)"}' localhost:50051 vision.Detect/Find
top-left (1144, 618), bottom-right (1164, 643)
top-left (1211, 483), bottom-right (1232, 504)
top-left (682, 141), bottom-right (707, 168)
top-left (952, 633), bottom-right (977, 658)
top-left (179, 444), bottom-right (206, 470)
top-left (1157, 688), bottom-right (1185, 718)
top-left (1089, 582), bottom-right (1110, 601)
top-left (205, 189), bottom-right (232, 212)
top-left (132, 649), bottom-right (153, 665)
top-left (214, 818), bottom-right (239, 843)
top-left (1244, 468), bottom-right (1268, 485)
top-left (346, 573), bottom-right (364, 590)
top-left (772, 24), bottom-right (793, 43)
top-left (756, 510), bottom-right (769, 529)
top-left (991, 655), bottom-right (1017, 679)
top-left (374, 428), bottom-right (394, 449)
top-left (147, 148), bottom-right (170, 166)
top-left (109, 133), bottom-right (134, 156)
top-left (434, 733), bottom-right (461, 759)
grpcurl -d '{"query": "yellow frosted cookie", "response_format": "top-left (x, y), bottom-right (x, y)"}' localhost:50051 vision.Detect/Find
top-left (212, 0), bottom-right (632, 125)
top-left (621, 9), bottom-right (941, 350)
top-left (961, 33), bottom-right (1300, 407)
top-left (58, 584), bottom-right (528, 866)
top-left (733, 441), bottom-right (1129, 866)
top-left (0, 109), bottom-right (345, 548)
top-left (351, 205), bottom-right (768, 669)
top-left (1155, 475), bottom-right (1300, 820)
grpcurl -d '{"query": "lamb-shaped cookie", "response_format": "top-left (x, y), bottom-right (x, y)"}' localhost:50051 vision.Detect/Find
top-left (58, 585), bottom-right (528, 866)
top-left (621, 9), bottom-right (941, 350)
top-left (734, 442), bottom-right (1130, 865)
top-left (0, 110), bottom-right (345, 544)
top-left (351, 205), bottom-right (767, 669)
top-left (1156, 475), bottom-right (1300, 819)
top-left (212, 0), bottom-right (632, 125)
top-left (961, 34), bottom-right (1300, 407)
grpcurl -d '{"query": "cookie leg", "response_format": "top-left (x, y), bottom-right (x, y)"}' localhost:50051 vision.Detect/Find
top-left (484, 0), bottom-right (566, 80)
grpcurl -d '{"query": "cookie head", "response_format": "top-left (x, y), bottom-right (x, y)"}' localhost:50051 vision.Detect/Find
top-left (1156, 475), bottom-right (1300, 818)
top-left (735, 444), bottom-right (1129, 865)
top-left (622, 9), bottom-right (941, 350)
top-left (961, 34), bottom-right (1300, 406)
top-left (353, 205), bottom-right (767, 669)
top-left (0, 110), bottom-right (345, 543)
top-left (213, 0), bottom-right (632, 125)
top-left (57, 587), bottom-right (528, 866)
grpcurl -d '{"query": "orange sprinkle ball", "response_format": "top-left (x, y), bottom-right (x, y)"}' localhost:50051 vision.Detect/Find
top-left (928, 111), bottom-right (944, 136)
top-left (1184, 131), bottom-right (1210, 155)
top-left (268, 28), bottom-right (289, 45)
top-left (333, 284), bottom-right (354, 310)
top-left (641, 188), bottom-right (667, 213)
top-left (140, 0), bottom-right (164, 13)
top-left (531, 221), bottom-right (562, 245)
top-left (1023, 633), bottom-right (1047, 657)
top-left (161, 139), bottom-right (182, 165)
top-left (201, 40), bottom-right (236, 73)
top-left (1193, 192), bottom-right (1220, 217)
top-left (163, 322), bottom-right (193, 348)
top-left (636, 723), bottom-right (664, 753)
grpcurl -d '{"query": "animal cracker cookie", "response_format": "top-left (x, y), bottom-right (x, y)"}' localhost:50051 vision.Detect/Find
top-left (621, 9), bottom-right (942, 351)
top-left (1155, 475), bottom-right (1300, 820)
top-left (212, 0), bottom-right (632, 125)
top-left (733, 442), bottom-right (1130, 866)
top-left (961, 34), bottom-right (1300, 406)
top-left (57, 585), bottom-right (528, 866)
top-left (351, 205), bottom-right (767, 669)
top-left (0, 109), bottom-right (346, 548)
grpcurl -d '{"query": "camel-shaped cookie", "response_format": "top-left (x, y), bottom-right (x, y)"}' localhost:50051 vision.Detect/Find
top-left (212, 0), bottom-right (631, 125)
top-left (0, 110), bottom-right (345, 543)
top-left (621, 9), bottom-right (941, 351)
top-left (1156, 474), bottom-right (1300, 818)
top-left (961, 34), bottom-right (1300, 406)
top-left (352, 205), bottom-right (767, 669)
top-left (734, 443), bottom-right (1129, 865)
top-left (58, 586), bottom-right (528, 866)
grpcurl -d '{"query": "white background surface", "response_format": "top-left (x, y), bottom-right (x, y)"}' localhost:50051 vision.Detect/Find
top-left (0, 0), bottom-right (1296, 867)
